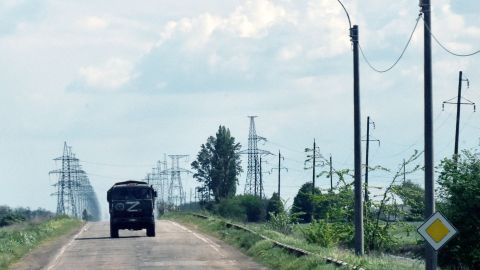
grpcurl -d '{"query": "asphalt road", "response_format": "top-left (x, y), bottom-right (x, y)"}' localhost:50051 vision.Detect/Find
top-left (45, 220), bottom-right (266, 270)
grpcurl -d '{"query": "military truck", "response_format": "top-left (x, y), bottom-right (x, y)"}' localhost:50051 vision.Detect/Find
top-left (107, 180), bottom-right (157, 238)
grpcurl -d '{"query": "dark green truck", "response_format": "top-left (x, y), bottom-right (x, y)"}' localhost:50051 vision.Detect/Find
top-left (107, 180), bottom-right (157, 238)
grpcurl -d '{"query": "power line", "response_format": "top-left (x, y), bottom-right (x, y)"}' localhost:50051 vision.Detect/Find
top-left (359, 15), bottom-right (421, 73)
top-left (80, 160), bottom-right (152, 168)
top-left (421, 16), bottom-right (480, 57)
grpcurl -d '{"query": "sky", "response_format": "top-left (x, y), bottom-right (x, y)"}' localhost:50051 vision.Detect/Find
top-left (0, 0), bottom-right (479, 218)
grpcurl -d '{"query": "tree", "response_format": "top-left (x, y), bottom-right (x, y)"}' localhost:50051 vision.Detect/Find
top-left (391, 180), bottom-right (424, 221)
top-left (437, 150), bottom-right (480, 268)
top-left (291, 182), bottom-right (321, 223)
top-left (191, 126), bottom-right (242, 202)
top-left (266, 192), bottom-right (284, 220)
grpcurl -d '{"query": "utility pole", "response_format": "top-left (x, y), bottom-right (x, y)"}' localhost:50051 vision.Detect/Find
top-left (278, 152), bottom-right (281, 197)
top-left (312, 139), bottom-right (316, 194)
top-left (305, 139), bottom-right (322, 195)
top-left (351, 24), bottom-right (364, 256)
top-left (421, 0), bottom-right (436, 268)
top-left (442, 71), bottom-right (474, 159)
top-left (336, 0), bottom-right (362, 255)
top-left (403, 159), bottom-right (406, 184)
top-left (259, 157), bottom-right (263, 199)
top-left (363, 116), bottom-right (380, 203)
top-left (455, 71), bottom-right (464, 157)
top-left (271, 151), bottom-right (287, 198)
top-left (329, 155), bottom-right (333, 192)
top-left (254, 157), bottom-right (258, 197)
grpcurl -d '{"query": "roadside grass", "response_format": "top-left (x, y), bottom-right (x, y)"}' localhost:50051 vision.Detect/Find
top-left (163, 212), bottom-right (339, 270)
top-left (0, 216), bottom-right (82, 270)
top-left (164, 212), bottom-right (425, 270)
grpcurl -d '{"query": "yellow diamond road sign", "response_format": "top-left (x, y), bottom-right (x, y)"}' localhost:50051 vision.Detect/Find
top-left (417, 211), bottom-right (457, 251)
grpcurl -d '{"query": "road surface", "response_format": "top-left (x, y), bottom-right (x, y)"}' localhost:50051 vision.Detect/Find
top-left (44, 220), bottom-right (266, 270)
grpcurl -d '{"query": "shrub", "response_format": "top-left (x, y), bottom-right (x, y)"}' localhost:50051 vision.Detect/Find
top-left (301, 219), bottom-right (338, 247)
top-left (213, 195), bottom-right (267, 222)
top-left (291, 182), bottom-right (321, 223)
top-left (266, 212), bottom-right (293, 235)
top-left (217, 197), bottom-right (246, 220)
top-left (266, 192), bottom-right (284, 220)
top-left (240, 195), bottom-right (266, 222)
top-left (437, 151), bottom-right (480, 269)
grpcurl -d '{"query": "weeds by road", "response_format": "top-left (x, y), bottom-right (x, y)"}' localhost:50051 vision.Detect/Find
top-left (0, 216), bottom-right (82, 270)
top-left (165, 212), bottom-right (425, 270)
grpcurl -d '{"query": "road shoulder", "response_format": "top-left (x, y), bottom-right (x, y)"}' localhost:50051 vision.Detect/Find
top-left (9, 223), bottom-right (85, 270)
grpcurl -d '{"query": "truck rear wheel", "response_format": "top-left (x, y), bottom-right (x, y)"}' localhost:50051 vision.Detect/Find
top-left (110, 224), bottom-right (119, 238)
top-left (146, 224), bottom-right (155, 237)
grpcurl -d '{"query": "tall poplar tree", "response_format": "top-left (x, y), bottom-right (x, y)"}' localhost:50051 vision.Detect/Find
top-left (191, 126), bottom-right (242, 202)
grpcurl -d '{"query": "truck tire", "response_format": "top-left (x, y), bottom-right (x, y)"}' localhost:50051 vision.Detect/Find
top-left (146, 224), bottom-right (155, 237)
top-left (110, 224), bottom-right (119, 238)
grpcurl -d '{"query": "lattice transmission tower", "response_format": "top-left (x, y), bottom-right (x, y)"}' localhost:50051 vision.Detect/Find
top-left (145, 155), bottom-right (169, 210)
top-left (241, 116), bottom-right (271, 197)
top-left (167, 155), bottom-right (191, 208)
top-left (49, 142), bottom-right (100, 220)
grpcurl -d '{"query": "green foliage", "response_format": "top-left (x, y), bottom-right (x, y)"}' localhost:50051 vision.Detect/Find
top-left (214, 195), bottom-right (267, 222)
top-left (266, 192), bottom-right (284, 219)
top-left (240, 195), bottom-right (266, 222)
top-left (166, 212), bottom-right (426, 270)
top-left (267, 212), bottom-right (293, 235)
top-left (291, 182), bottom-right (321, 223)
top-left (217, 197), bottom-right (246, 220)
top-left (312, 187), bottom-right (354, 223)
top-left (391, 180), bottom-right (424, 221)
top-left (437, 150), bottom-right (480, 269)
top-left (0, 206), bottom-right (53, 227)
top-left (191, 125), bottom-right (242, 202)
top-left (301, 219), bottom-right (337, 247)
top-left (0, 216), bottom-right (81, 270)
top-left (365, 150), bottom-right (422, 252)
top-left (301, 219), bottom-right (352, 248)
top-left (364, 218), bottom-right (396, 251)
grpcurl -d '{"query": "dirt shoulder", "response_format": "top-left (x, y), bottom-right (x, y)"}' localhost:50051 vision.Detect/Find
top-left (9, 223), bottom-right (85, 270)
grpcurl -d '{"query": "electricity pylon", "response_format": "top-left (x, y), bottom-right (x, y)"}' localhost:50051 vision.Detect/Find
top-left (241, 116), bottom-right (272, 197)
top-left (49, 142), bottom-right (100, 220)
top-left (166, 155), bottom-right (191, 208)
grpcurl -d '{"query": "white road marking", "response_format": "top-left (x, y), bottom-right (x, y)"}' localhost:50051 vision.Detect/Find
top-left (45, 223), bottom-right (90, 270)
top-left (168, 221), bottom-right (224, 257)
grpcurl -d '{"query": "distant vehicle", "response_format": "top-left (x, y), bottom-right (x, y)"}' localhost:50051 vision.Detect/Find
top-left (107, 180), bottom-right (157, 238)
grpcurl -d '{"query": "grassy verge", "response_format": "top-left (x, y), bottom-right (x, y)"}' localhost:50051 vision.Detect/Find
top-left (0, 216), bottom-right (82, 270)
top-left (164, 212), bottom-right (425, 270)
top-left (164, 212), bottom-right (339, 270)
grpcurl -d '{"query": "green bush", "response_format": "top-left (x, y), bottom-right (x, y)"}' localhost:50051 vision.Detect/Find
top-left (437, 151), bottom-right (480, 269)
top-left (291, 182), bottom-right (321, 223)
top-left (301, 219), bottom-right (353, 248)
top-left (240, 195), bottom-right (266, 222)
top-left (266, 192), bottom-right (284, 220)
top-left (213, 195), bottom-right (267, 222)
top-left (267, 212), bottom-right (293, 235)
top-left (217, 197), bottom-right (246, 220)
top-left (301, 219), bottom-right (337, 247)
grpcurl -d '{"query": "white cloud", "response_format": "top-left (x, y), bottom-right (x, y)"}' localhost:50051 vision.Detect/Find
top-left (158, 0), bottom-right (293, 47)
top-left (227, 0), bottom-right (291, 38)
top-left (79, 58), bottom-right (135, 90)
top-left (78, 16), bottom-right (109, 30)
top-left (277, 44), bottom-right (303, 61)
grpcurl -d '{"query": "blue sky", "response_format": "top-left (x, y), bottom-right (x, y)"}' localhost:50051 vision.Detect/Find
top-left (0, 0), bottom-right (479, 217)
